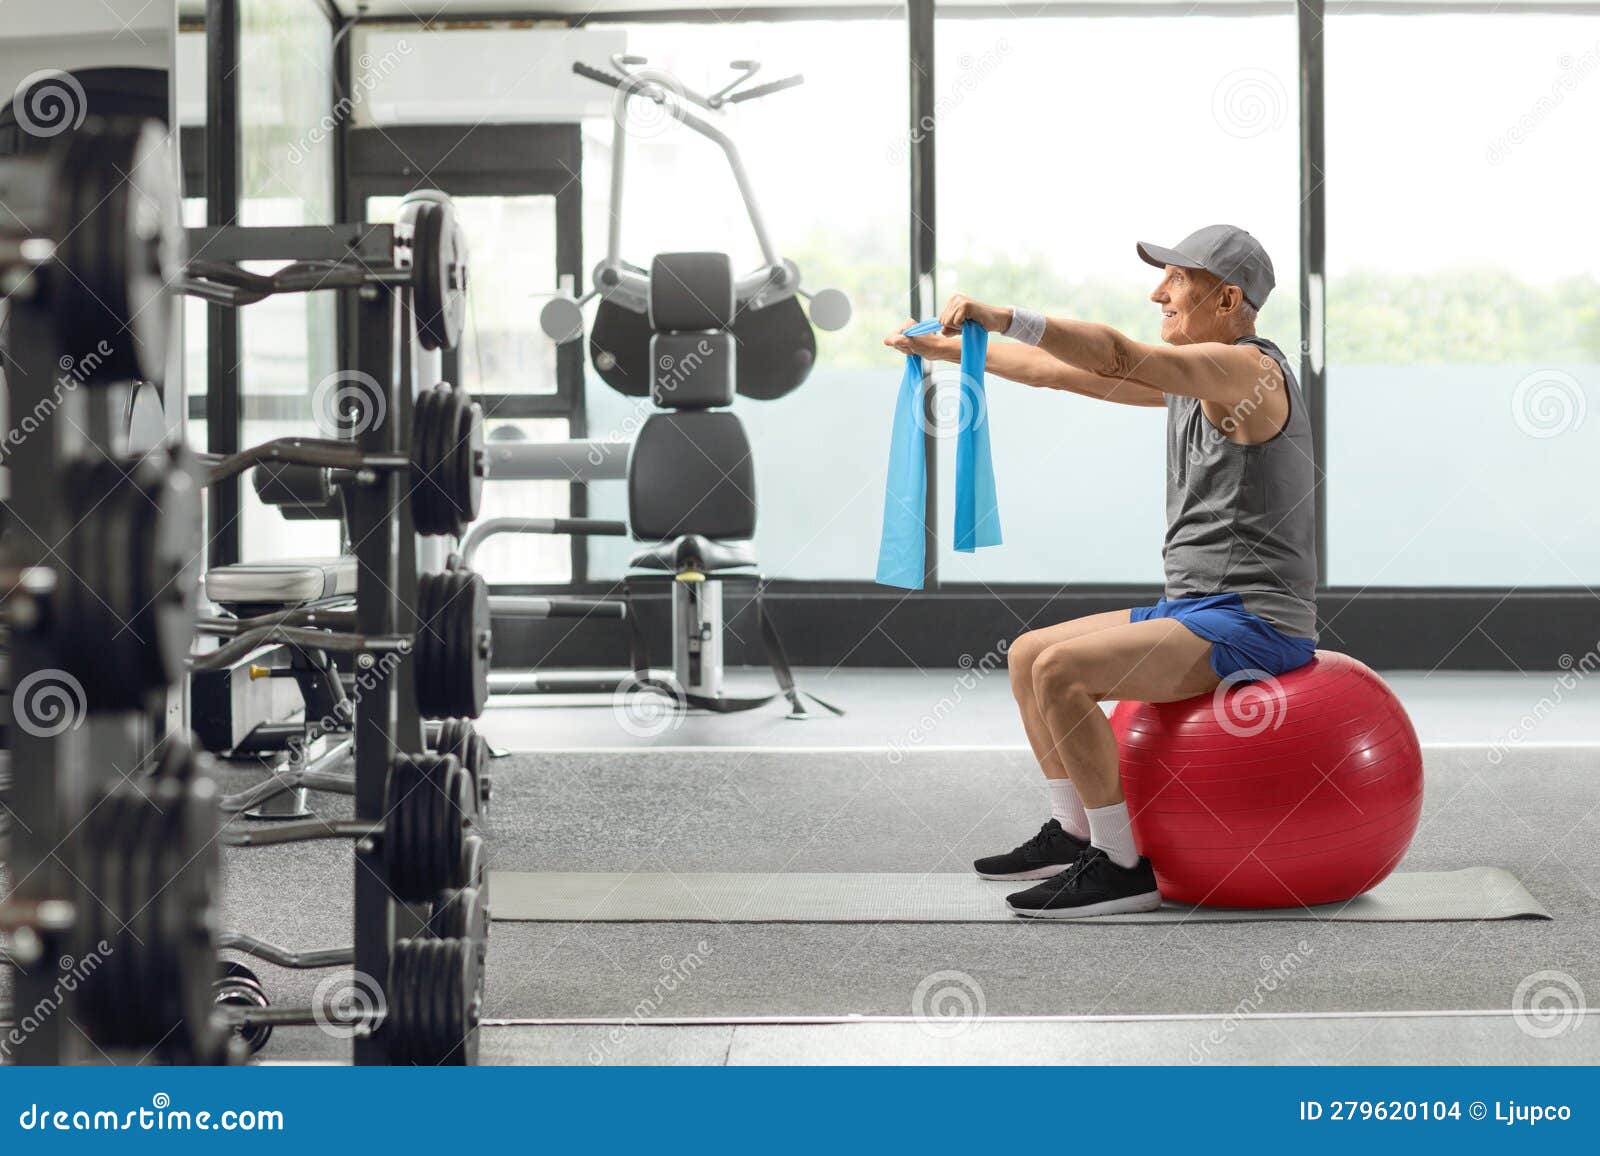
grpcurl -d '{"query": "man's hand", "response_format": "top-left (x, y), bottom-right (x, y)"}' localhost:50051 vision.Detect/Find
top-left (883, 318), bottom-right (960, 362)
top-left (937, 295), bottom-right (1013, 337)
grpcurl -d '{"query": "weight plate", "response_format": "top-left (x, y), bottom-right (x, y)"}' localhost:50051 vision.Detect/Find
top-left (413, 570), bottom-right (447, 719)
top-left (456, 832), bottom-right (486, 894)
top-left (410, 202), bottom-right (468, 354)
top-left (449, 386), bottom-right (484, 530)
top-left (215, 977), bottom-right (273, 1056)
top-left (409, 385), bottom-right (443, 536)
top-left (52, 119), bottom-right (182, 385)
top-left (456, 569), bottom-right (491, 719)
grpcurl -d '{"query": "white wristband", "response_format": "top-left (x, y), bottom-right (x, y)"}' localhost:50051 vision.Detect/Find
top-left (1005, 306), bottom-right (1046, 346)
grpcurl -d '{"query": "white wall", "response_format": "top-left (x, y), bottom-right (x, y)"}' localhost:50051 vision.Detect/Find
top-left (351, 27), bottom-right (626, 125)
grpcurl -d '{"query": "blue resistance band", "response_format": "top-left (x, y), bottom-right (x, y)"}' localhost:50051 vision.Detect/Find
top-left (875, 320), bottom-right (1002, 590)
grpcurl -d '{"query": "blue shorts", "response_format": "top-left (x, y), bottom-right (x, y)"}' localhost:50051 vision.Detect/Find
top-left (1129, 593), bottom-right (1316, 680)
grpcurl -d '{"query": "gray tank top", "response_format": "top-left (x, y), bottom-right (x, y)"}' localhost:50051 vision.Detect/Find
top-left (1163, 335), bottom-right (1317, 641)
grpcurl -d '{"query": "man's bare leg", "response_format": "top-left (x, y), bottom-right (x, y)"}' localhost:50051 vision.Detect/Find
top-left (1007, 610), bottom-right (1133, 781)
top-left (1006, 619), bottom-right (1221, 917)
top-left (1031, 617), bottom-right (1220, 807)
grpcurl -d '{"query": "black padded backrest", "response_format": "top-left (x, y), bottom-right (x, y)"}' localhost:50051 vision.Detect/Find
top-left (649, 252), bottom-right (735, 331)
top-left (651, 330), bottom-right (735, 410)
top-left (628, 412), bottom-right (755, 542)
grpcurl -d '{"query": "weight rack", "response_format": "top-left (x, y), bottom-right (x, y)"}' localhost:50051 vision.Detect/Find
top-left (181, 212), bottom-right (487, 1064)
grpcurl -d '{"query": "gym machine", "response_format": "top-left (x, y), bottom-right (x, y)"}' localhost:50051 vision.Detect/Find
top-left (485, 57), bottom-right (852, 718)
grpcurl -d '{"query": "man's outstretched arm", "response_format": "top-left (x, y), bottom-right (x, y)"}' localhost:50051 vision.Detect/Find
top-left (937, 296), bottom-right (1267, 407)
top-left (884, 326), bottom-right (1166, 408)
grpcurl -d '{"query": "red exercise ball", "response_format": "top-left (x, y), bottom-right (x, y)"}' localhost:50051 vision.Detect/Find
top-left (1109, 651), bottom-right (1423, 908)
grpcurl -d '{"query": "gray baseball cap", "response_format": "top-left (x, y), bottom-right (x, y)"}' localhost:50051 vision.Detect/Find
top-left (1137, 224), bottom-right (1275, 310)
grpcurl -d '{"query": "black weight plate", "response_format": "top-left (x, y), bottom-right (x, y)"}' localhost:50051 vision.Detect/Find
top-left (731, 294), bottom-right (816, 400)
top-left (215, 977), bottom-right (273, 1056)
top-left (218, 959), bottom-right (263, 987)
top-left (383, 755), bottom-right (419, 899)
top-left (456, 569), bottom-right (490, 719)
top-left (408, 385), bottom-right (445, 536)
top-left (53, 120), bottom-right (180, 384)
top-left (413, 571), bottom-right (447, 719)
top-left (589, 299), bottom-right (653, 396)
top-left (141, 449), bottom-right (203, 688)
top-left (173, 779), bottom-right (225, 1060)
top-left (388, 935), bottom-right (432, 1056)
top-left (442, 755), bottom-right (470, 882)
top-left (384, 937), bottom-right (416, 1062)
top-left (426, 939), bottom-right (451, 1061)
top-left (450, 387), bottom-right (484, 531)
top-left (416, 754), bottom-right (447, 898)
top-left (426, 385), bottom-right (462, 537)
top-left (410, 201), bottom-right (444, 351)
top-left (428, 202), bottom-right (468, 353)
top-left (455, 833), bottom-right (485, 894)
top-left (446, 936), bottom-right (480, 1065)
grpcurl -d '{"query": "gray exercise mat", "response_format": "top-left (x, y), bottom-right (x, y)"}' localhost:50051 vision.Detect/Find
top-left (489, 866), bottom-right (1549, 924)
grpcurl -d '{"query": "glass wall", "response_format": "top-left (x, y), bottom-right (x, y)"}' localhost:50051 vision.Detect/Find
top-left (1326, 13), bottom-right (1600, 586)
top-left (933, 13), bottom-right (1300, 585)
top-left (580, 19), bottom-right (910, 582)
top-left (236, 0), bottom-right (339, 561)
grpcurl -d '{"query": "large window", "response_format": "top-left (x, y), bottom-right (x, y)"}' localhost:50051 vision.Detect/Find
top-left (1326, 14), bottom-right (1600, 587)
top-left (580, 19), bottom-right (910, 582)
top-left (934, 13), bottom-right (1300, 586)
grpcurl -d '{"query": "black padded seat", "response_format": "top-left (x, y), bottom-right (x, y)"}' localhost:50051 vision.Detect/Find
top-left (204, 557), bottom-right (356, 609)
top-left (628, 535), bottom-right (757, 574)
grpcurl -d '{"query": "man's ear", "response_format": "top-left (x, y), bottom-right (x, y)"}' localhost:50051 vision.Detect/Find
top-left (1214, 283), bottom-right (1243, 315)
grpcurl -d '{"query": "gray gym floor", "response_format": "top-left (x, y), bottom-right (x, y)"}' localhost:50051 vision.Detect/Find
top-left (206, 668), bottom-right (1599, 1066)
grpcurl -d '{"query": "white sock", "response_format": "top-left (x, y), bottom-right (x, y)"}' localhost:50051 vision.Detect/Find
top-left (1086, 801), bottom-right (1140, 868)
top-left (1045, 778), bottom-right (1090, 841)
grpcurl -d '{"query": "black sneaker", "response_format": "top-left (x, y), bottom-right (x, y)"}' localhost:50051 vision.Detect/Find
top-left (973, 819), bottom-right (1088, 881)
top-left (1006, 846), bottom-right (1163, 918)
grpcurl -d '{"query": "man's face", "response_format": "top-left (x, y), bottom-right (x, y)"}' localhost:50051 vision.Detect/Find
top-left (1149, 264), bottom-right (1226, 345)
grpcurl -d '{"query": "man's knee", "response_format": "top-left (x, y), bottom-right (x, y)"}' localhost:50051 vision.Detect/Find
top-left (1032, 645), bottom-right (1099, 708)
top-left (1008, 629), bottom-right (1047, 685)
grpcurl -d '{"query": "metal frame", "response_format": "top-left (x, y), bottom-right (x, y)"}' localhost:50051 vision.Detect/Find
top-left (343, 122), bottom-right (588, 576)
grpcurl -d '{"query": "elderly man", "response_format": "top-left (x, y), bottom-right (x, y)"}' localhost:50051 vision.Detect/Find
top-left (885, 225), bottom-right (1317, 918)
